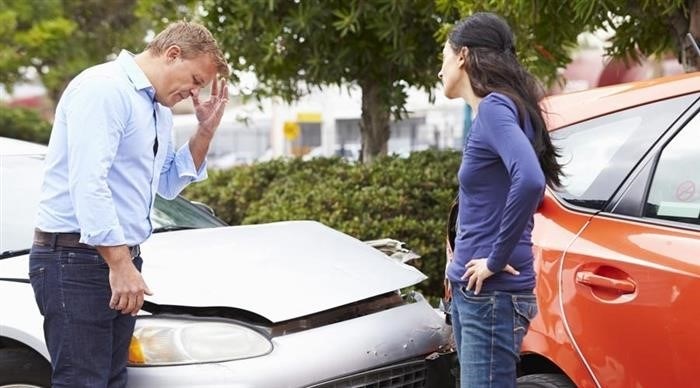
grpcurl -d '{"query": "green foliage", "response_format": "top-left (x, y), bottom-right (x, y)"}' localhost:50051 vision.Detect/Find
top-left (0, 106), bottom-right (52, 144)
top-left (184, 150), bottom-right (461, 300)
top-left (591, 0), bottom-right (686, 62)
top-left (188, 0), bottom-right (460, 160)
top-left (202, 0), bottom-right (451, 115)
top-left (0, 0), bottom-right (694, 115)
top-left (0, 0), bottom-right (150, 103)
top-left (184, 158), bottom-right (297, 226)
top-left (135, 0), bottom-right (199, 26)
top-left (436, 0), bottom-right (591, 85)
top-left (437, 0), bottom-right (691, 85)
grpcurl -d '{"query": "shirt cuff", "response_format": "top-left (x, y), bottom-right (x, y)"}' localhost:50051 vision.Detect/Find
top-left (486, 256), bottom-right (504, 273)
top-left (176, 141), bottom-right (208, 182)
top-left (79, 225), bottom-right (126, 246)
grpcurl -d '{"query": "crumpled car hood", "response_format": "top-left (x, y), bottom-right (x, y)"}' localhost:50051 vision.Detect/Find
top-left (141, 221), bottom-right (427, 323)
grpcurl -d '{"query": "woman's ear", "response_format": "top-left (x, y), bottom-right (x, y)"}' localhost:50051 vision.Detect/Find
top-left (459, 47), bottom-right (469, 69)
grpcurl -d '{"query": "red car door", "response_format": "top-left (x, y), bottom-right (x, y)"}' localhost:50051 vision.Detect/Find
top-left (560, 110), bottom-right (700, 387)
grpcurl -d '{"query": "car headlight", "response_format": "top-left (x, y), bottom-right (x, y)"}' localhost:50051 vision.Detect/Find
top-left (128, 317), bottom-right (272, 366)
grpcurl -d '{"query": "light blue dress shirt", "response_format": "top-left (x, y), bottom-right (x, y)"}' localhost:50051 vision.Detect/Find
top-left (37, 50), bottom-right (207, 246)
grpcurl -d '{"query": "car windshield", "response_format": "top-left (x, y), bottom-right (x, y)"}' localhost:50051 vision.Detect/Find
top-left (151, 196), bottom-right (225, 232)
top-left (0, 153), bottom-right (226, 257)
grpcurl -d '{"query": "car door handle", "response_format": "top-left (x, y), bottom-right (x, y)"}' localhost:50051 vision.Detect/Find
top-left (575, 271), bottom-right (636, 293)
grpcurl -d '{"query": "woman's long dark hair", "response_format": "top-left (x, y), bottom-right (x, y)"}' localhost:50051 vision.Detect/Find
top-left (449, 12), bottom-right (562, 187)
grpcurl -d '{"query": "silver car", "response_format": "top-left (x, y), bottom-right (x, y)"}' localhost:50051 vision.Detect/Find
top-left (0, 137), bottom-right (455, 387)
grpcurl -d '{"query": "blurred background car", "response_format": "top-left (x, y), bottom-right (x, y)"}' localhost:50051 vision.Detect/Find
top-left (0, 138), bottom-right (455, 387)
top-left (302, 143), bottom-right (362, 162)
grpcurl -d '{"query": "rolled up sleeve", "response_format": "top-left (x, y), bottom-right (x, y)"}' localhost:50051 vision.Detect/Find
top-left (157, 139), bottom-right (208, 199)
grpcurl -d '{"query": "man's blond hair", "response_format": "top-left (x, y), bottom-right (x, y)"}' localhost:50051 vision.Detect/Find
top-left (147, 20), bottom-right (229, 78)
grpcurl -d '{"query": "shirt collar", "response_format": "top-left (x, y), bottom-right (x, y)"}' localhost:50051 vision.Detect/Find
top-left (116, 50), bottom-right (156, 99)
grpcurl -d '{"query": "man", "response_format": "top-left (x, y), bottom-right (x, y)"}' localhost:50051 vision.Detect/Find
top-left (28, 21), bottom-right (229, 387)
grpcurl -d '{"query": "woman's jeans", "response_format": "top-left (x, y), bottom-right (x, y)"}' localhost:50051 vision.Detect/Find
top-left (450, 282), bottom-right (538, 388)
top-left (29, 244), bottom-right (143, 388)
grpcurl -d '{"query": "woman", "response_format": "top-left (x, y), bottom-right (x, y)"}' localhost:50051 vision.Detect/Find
top-left (438, 12), bottom-right (562, 387)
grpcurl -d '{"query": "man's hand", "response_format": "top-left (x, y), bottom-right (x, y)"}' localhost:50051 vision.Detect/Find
top-left (189, 77), bottom-right (229, 168)
top-left (192, 77), bottom-right (229, 138)
top-left (461, 258), bottom-right (520, 295)
top-left (98, 246), bottom-right (153, 316)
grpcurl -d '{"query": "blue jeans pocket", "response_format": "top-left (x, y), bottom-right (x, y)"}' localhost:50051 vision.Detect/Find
top-left (458, 287), bottom-right (496, 319)
top-left (61, 251), bottom-right (110, 289)
top-left (29, 246), bottom-right (54, 316)
top-left (59, 251), bottom-right (114, 323)
top-left (512, 294), bottom-right (537, 358)
top-left (28, 266), bottom-right (47, 316)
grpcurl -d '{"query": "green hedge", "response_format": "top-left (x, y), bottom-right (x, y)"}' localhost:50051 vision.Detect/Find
top-left (184, 149), bottom-right (461, 301)
top-left (0, 106), bottom-right (52, 144)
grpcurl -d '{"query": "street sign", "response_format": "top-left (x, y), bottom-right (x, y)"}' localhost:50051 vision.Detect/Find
top-left (283, 121), bottom-right (300, 140)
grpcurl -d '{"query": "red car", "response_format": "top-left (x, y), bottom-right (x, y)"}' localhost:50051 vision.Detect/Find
top-left (447, 72), bottom-right (700, 387)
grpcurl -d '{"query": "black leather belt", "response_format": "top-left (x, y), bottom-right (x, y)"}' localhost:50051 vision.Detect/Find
top-left (33, 229), bottom-right (141, 258)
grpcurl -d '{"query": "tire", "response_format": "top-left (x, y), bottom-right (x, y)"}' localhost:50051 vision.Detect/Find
top-left (517, 373), bottom-right (575, 388)
top-left (0, 348), bottom-right (51, 388)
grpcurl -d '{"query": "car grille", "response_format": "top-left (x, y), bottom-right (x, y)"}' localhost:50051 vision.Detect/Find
top-left (308, 359), bottom-right (427, 388)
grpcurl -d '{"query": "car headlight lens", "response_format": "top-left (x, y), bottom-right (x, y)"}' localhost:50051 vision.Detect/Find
top-left (128, 317), bottom-right (272, 366)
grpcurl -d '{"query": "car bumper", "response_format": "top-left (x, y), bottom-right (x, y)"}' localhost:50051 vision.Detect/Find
top-left (127, 299), bottom-right (453, 387)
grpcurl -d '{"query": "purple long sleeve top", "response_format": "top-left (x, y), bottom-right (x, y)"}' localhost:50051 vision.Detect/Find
top-left (447, 93), bottom-right (545, 292)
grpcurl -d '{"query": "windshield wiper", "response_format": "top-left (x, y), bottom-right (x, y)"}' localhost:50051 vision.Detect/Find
top-left (152, 225), bottom-right (198, 233)
top-left (0, 248), bottom-right (31, 259)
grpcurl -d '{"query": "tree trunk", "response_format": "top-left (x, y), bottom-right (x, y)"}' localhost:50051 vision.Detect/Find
top-left (669, 0), bottom-right (700, 70)
top-left (689, 0), bottom-right (700, 70)
top-left (359, 81), bottom-right (390, 164)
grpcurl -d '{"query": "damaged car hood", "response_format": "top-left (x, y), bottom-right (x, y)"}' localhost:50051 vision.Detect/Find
top-left (140, 221), bottom-right (427, 323)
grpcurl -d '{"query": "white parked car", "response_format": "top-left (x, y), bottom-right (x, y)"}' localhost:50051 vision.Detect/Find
top-left (0, 137), bottom-right (455, 387)
top-left (302, 144), bottom-right (361, 162)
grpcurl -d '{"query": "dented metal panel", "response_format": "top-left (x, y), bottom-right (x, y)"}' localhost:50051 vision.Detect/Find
top-left (140, 221), bottom-right (427, 323)
top-left (127, 300), bottom-right (452, 388)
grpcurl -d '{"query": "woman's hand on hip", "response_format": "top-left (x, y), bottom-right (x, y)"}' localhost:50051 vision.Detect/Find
top-left (462, 258), bottom-right (519, 295)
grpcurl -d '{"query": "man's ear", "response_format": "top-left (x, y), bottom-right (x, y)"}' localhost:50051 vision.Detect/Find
top-left (164, 45), bottom-right (182, 62)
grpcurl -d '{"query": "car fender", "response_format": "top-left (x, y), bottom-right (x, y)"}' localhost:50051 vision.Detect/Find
top-left (521, 326), bottom-right (595, 387)
top-left (0, 280), bottom-right (49, 359)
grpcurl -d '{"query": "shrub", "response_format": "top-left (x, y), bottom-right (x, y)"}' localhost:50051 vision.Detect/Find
top-left (0, 106), bottom-right (52, 144)
top-left (184, 149), bottom-right (461, 301)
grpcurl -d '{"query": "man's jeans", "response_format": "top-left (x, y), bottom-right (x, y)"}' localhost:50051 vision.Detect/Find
top-left (450, 282), bottom-right (538, 388)
top-left (29, 244), bottom-right (143, 388)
